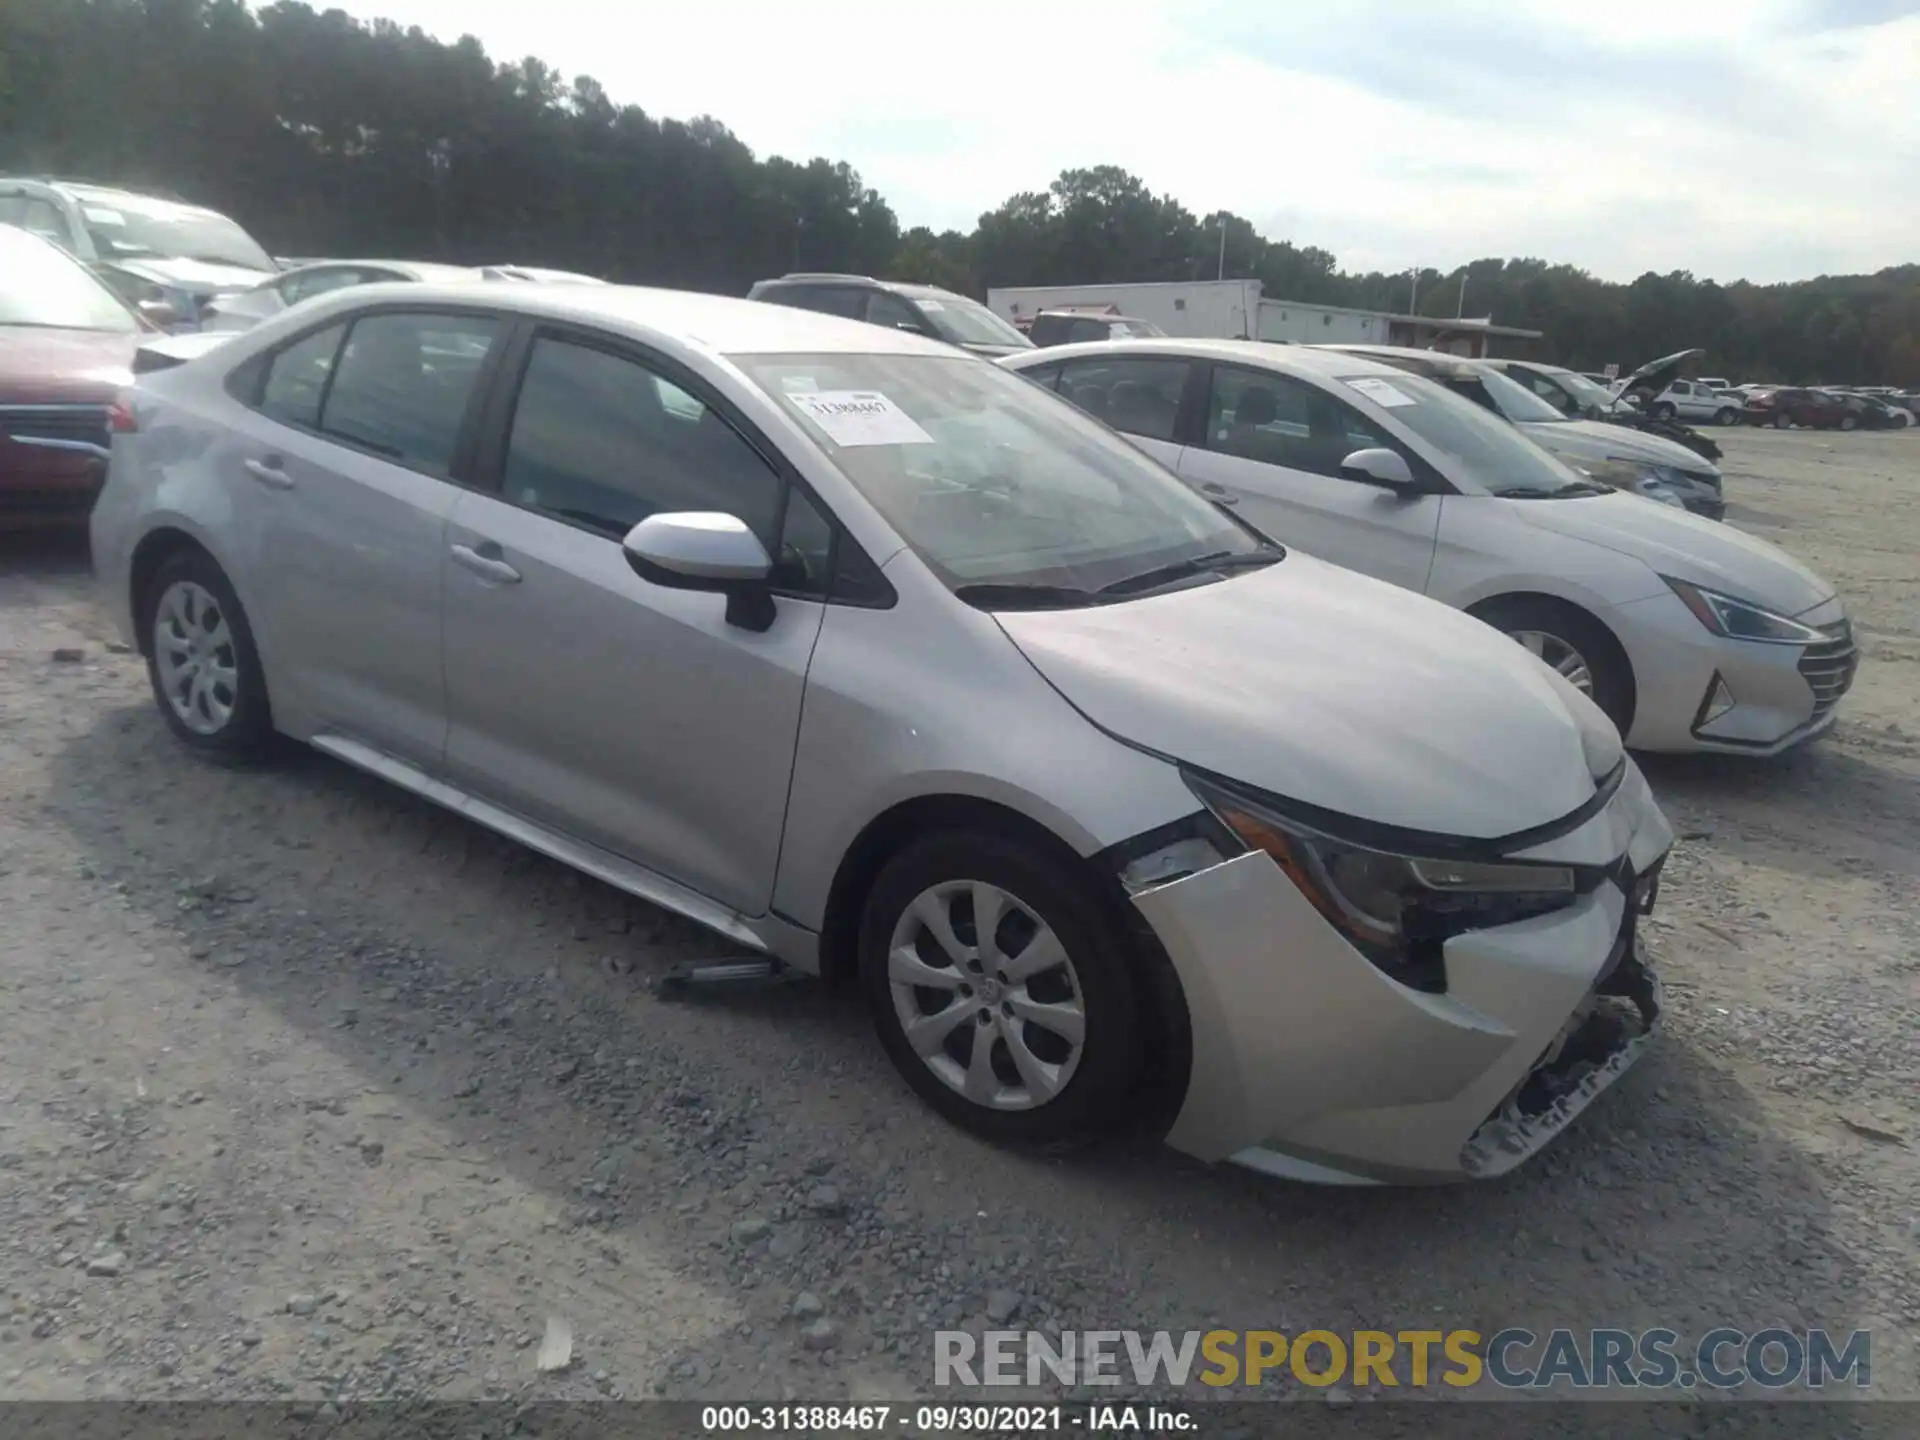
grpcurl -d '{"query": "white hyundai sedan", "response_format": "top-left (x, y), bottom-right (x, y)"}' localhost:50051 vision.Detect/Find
top-left (93, 284), bottom-right (1671, 1184)
top-left (1003, 340), bottom-right (1858, 756)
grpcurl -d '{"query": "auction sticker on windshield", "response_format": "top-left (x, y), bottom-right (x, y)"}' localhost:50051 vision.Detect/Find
top-left (1343, 377), bottom-right (1418, 408)
top-left (787, 389), bottom-right (933, 447)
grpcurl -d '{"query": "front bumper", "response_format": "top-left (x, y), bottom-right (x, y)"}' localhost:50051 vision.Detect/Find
top-left (1614, 590), bottom-right (1857, 755)
top-left (1131, 763), bottom-right (1673, 1183)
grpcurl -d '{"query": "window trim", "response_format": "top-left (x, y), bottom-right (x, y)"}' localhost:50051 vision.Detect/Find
top-left (468, 320), bottom-right (896, 609)
top-left (1194, 360), bottom-right (1453, 493)
top-left (234, 301), bottom-right (516, 487)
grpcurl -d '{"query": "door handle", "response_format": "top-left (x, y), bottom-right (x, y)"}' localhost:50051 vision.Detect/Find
top-left (449, 542), bottom-right (522, 585)
top-left (1198, 482), bottom-right (1239, 505)
top-left (244, 456), bottom-right (294, 490)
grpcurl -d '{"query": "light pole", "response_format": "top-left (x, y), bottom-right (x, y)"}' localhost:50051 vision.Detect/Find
top-left (1457, 272), bottom-right (1468, 319)
top-left (1217, 217), bottom-right (1227, 281)
top-left (1409, 267), bottom-right (1419, 315)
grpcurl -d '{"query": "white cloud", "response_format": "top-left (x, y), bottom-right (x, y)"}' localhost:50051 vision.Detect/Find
top-left (329, 0), bottom-right (1920, 282)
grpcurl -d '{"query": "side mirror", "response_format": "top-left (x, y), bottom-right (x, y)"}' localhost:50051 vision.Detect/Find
top-left (137, 298), bottom-right (183, 329)
top-left (1339, 447), bottom-right (1421, 492)
top-left (621, 512), bottom-right (777, 631)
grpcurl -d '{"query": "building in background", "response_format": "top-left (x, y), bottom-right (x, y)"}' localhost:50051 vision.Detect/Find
top-left (984, 279), bottom-right (1542, 358)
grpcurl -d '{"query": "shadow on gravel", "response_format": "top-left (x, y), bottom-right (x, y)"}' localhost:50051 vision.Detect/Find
top-left (43, 698), bottom-right (1875, 1393)
top-left (1638, 739), bottom-right (1920, 882)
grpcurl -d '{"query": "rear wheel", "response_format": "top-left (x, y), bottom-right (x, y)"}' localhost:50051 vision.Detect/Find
top-left (1653, 402), bottom-right (1677, 422)
top-left (859, 830), bottom-right (1143, 1150)
top-left (1715, 407), bottom-right (1739, 427)
top-left (1839, 413), bottom-right (1858, 431)
top-left (1474, 596), bottom-right (1634, 734)
top-left (1773, 409), bottom-right (1793, 429)
top-left (144, 549), bottom-right (275, 762)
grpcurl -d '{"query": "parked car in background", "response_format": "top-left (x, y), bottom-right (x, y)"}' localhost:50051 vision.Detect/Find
top-left (202, 260), bottom-right (482, 332)
top-left (1743, 388), bottom-right (1850, 429)
top-left (0, 178), bottom-right (276, 328)
top-left (96, 283), bottom-right (1674, 1184)
top-left (1842, 393), bottom-right (1912, 429)
top-left (0, 224), bottom-right (149, 530)
top-left (1026, 310), bottom-right (1167, 346)
top-left (1640, 378), bottom-right (1744, 427)
top-left (479, 264), bottom-right (610, 285)
top-left (1329, 345), bottom-right (1727, 518)
top-left (1695, 376), bottom-right (1732, 392)
top-left (1004, 339), bottom-right (1852, 754)
top-left (747, 273), bottom-right (1034, 357)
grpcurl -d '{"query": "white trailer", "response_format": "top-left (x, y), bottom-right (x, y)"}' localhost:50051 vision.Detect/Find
top-left (1254, 301), bottom-right (1393, 346)
top-left (986, 280), bottom-right (1264, 340)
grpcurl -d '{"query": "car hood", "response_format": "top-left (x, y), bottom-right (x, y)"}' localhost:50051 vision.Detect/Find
top-left (1521, 418), bottom-right (1714, 473)
top-left (0, 326), bottom-right (138, 403)
top-left (100, 255), bottom-right (274, 298)
top-left (1511, 491), bottom-right (1833, 614)
top-left (995, 555), bottom-right (1621, 840)
top-left (1618, 348), bottom-right (1704, 395)
top-left (960, 342), bottom-right (1034, 358)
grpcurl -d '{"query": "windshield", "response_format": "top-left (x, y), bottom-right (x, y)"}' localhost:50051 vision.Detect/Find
top-left (1543, 367), bottom-right (1625, 412)
top-left (1108, 320), bottom-right (1166, 338)
top-left (79, 194), bottom-right (274, 271)
top-left (1471, 364), bottom-right (1574, 423)
top-left (0, 227), bottom-right (139, 331)
top-left (911, 293), bottom-right (1033, 349)
top-left (1335, 370), bottom-right (1596, 497)
top-left (736, 352), bottom-right (1267, 596)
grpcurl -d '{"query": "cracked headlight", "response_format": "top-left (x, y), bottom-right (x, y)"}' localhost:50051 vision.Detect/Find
top-left (1662, 577), bottom-right (1826, 645)
top-left (1184, 771), bottom-right (1578, 992)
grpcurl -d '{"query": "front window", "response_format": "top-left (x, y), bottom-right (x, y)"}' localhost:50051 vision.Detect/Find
top-left (906, 292), bottom-right (1033, 349)
top-left (0, 228), bottom-right (138, 332)
top-left (1471, 364), bottom-right (1574, 424)
top-left (1543, 367), bottom-right (1624, 413)
top-left (1334, 370), bottom-right (1599, 497)
top-left (79, 194), bottom-right (274, 272)
top-left (736, 353), bottom-right (1264, 597)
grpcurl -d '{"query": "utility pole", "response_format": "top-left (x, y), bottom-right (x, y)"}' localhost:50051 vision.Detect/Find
top-left (1457, 272), bottom-right (1468, 318)
top-left (1217, 217), bottom-right (1227, 281)
top-left (1409, 267), bottom-right (1419, 315)
top-left (793, 215), bottom-right (805, 270)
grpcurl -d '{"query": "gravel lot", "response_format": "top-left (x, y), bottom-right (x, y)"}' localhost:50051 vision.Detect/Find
top-left (1, 428), bottom-right (1915, 1414)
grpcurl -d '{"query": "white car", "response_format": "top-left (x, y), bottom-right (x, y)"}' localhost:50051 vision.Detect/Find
top-left (1640, 378), bottom-right (1744, 427)
top-left (1003, 339), bottom-right (1858, 756)
top-left (200, 260), bottom-right (483, 332)
top-left (92, 283), bottom-right (1672, 1184)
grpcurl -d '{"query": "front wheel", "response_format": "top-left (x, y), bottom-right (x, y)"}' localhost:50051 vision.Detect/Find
top-left (1839, 413), bottom-right (1858, 431)
top-left (1652, 402), bottom-right (1677, 422)
top-left (1715, 407), bottom-right (1739, 427)
top-left (859, 831), bottom-right (1144, 1150)
top-left (1773, 409), bottom-right (1793, 429)
top-left (1474, 597), bottom-right (1635, 735)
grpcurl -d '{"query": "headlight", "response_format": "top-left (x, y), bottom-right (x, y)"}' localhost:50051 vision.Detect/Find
top-left (1662, 577), bottom-right (1826, 645)
top-left (1183, 771), bottom-right (1579, 992)
top-left (1579, 456), bottom-right (1683, 507)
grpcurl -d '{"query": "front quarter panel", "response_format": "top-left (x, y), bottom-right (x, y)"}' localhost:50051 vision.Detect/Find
top-left (771, 559), bottom-right (1202, 933)
top-left (1426, 494), bottom-right (1667, 612)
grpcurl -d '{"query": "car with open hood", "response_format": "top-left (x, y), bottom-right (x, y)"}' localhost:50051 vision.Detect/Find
top-left (0, 178), bottom-right (277, 330)
top-left (1327, 345), bottom-right (1728, 519)
top-left (0, 224), bottom-right (152, 530)
top-left (1003, 338), bottom-right (1855, 758)
top-left (93, 283), bottom-right (1672, 1185)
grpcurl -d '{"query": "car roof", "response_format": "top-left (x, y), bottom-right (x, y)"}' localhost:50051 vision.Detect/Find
top-left (756, 274), bottom-right (967, 302)
top-left (283, 259), bottom-right (479, 284)
top-left (297, 281), bottom-right (964, 358)
top-left (999, 336), bottom-right (1413, 380)
top-left (51, 181), bottom-right (232, 221)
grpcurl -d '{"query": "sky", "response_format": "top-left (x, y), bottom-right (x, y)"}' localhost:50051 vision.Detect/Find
top-left (329, 0), bottom-right (1920, 285)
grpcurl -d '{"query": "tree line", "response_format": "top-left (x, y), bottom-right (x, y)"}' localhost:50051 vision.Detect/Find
top-left (4, 0), bottom-right (1916, 385)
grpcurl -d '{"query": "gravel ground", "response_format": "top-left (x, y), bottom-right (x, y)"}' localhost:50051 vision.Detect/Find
top-left (1, 428), bottom-right (1915, 1415)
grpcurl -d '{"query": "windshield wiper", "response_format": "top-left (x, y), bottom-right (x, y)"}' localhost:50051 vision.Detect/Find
top-left (1493, 482), bottom-right (1609, 500)
top-left (953, 582), bottom-right (1102, 611)
top-left (1096, 548), bottom-right (1282, 598)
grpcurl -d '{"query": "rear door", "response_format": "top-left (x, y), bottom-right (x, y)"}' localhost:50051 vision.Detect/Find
top-left (1050, 353), bottom-right (1195, 470)
top-left (438, 326), bottom-right (830, 916)
top-left (221, 306), bottom-right (505, 763)
top-left (1176, 363), bottom-right (1441, 592)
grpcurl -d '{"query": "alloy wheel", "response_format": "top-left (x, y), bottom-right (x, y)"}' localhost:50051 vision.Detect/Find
top-left (1509, 629), bottom-right (1594, 694)
top-left (887, 880), bottom-right (1086, 1111)
top-left (153, 580), bottom-right (238, 736)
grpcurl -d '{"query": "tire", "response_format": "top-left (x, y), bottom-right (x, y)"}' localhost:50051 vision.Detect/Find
top-left (1473, 596), bottom-right (1635, 734)
top-left (1652, 402), bottom-right (1677, 422)
top-left (858, 829), bottom-right (1144, 1150)
top-left (1773, 409), bottom-right (1793, 429)
top-left (1715, 407), bottom-right (1739, 427)
top-left (143, 548), bottom-right (275, 763)
top-left (1838, 413), bottom-right (1858, 431)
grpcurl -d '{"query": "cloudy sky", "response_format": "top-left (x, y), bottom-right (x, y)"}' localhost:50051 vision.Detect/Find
top-left (332, 0), bottom-right (1920, 284)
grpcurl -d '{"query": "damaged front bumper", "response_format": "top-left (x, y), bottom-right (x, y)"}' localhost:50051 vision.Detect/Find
top-left (1129, 763), bottom-right (1673, 1184)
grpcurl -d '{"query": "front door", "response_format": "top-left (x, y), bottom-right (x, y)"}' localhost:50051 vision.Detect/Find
top-left (439, 330), bottom-right (829, 917)
top-left (1176, 362), bottom-right (1441, 593)
top-left (221, 308), bottom-right (504, 764)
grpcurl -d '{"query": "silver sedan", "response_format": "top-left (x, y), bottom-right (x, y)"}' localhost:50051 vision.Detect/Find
top-left (92, 284), bottom-right (1671, 1183)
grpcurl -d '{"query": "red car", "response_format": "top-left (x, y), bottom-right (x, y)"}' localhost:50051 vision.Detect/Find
top-left (1743, 387), bottom-right (1850, 430)
top-left (0, 224), bottom-right (147, 531)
